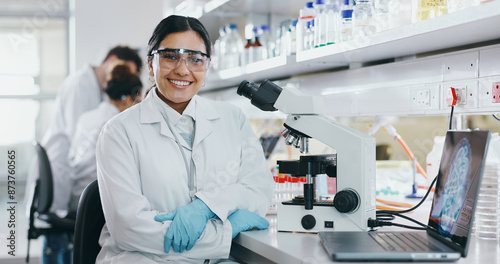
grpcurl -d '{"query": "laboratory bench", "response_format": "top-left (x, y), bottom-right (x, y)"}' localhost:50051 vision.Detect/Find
top-left (230, 199), bottom-right (500, 264)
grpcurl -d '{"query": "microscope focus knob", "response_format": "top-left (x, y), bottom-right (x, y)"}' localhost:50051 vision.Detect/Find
top-left (301, 214), bottom-right (316, 230)
top-left (334, 190), bottom-right (359, 213)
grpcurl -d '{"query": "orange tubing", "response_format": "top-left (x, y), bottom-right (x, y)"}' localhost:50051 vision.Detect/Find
top-left (376, 205), bottom-right (413, 212)
top-left (419, 185), bottom-right (435, 192)
top-left (396, 136), bottom-right (428, 179)
top-left (376, 198), bottom-right (415, 212)
top-left (376, 198), bottom-right (414, 208)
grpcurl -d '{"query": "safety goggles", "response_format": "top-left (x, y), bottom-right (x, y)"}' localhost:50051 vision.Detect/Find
top-left (151, 48), bottom-right (211, 72)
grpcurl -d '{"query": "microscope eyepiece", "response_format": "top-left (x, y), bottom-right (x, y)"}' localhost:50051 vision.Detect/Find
top-left (237, 80), bottom-right (283, 112)
top-left (237, 80), bottom-right (259, 100)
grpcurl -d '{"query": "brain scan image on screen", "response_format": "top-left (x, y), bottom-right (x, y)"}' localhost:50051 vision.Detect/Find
top-left (438, 137), bottom-right (472, 237)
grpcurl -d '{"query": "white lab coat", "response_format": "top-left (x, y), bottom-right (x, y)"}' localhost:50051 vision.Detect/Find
top-left (68, 101), bottom-right (119, 213)
top-left (39, 64), bottom-right (104, 214)
top-left (95, 90), bottom-right (274, 263)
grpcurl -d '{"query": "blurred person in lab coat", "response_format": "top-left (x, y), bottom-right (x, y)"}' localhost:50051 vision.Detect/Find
top-left (68, 63), bottom-right (143, 215)
top-left (28, 46), bottom-right (142, 264)
top-left (95, 15), bottom-right (273, 264)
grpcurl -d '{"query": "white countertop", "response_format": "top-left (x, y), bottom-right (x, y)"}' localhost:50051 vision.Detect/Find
top-left (231, 199), bottom-right (500, 264)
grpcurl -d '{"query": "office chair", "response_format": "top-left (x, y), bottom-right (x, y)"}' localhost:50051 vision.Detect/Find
top-left (26, 142), bottom-right (76, 263)
top-left (73, 180), bottom-right (105, 264)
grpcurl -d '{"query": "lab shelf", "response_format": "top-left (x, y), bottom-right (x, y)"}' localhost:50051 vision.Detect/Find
top-left (204, 55), bottom-right (345, 91)
top-left (202, 0), bottom-right (304, 16)
top-left (203, 42), bottom-right (500, 118)
top-left (297, 1), bottom-right (500, 64)
top-left (203, 1), bottom-right (500, 92)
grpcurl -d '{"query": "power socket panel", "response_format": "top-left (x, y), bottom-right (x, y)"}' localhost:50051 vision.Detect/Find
top-left (455, 86), bottom-right (467, 105)
top-left (493, 82), bottom-right (500, 103)
top-left (444, 81), bottom-right (479, 109)
top-left (446, 86), bottom-right (467, 106)
top-left (416, 89), bottom-right (431, 107)
top-left (410, 85), bottom-right (439, 111)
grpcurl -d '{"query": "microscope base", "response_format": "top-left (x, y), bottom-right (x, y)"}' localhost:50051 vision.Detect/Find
top-left (277, 202), bottom-right (367, 233)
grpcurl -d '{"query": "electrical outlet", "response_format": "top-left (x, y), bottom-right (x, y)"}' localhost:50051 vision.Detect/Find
top-left (416, 89), bottom-right (430, 107)
top-left (492, 82), bottom-right (500, 103)
top-left (456, 86), bottom-right (467, 105)
top-left (411, 86), bottom-right (438, 110)
top-left (447, 86), bottom-right (467, 106)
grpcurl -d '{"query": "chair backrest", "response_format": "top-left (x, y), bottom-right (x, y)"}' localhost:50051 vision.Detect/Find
top-left (73, 180), bottom-right (105, 264)
top-left (34, 142), bottom-right (54, 214)
top-left (26, 142), bottom-right (56, 263)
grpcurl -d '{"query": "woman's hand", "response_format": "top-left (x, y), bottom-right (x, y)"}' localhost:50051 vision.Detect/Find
top-left (154, 198), bottom-right (215, 253)
top-left (227, 210), bottom-right (269, 239)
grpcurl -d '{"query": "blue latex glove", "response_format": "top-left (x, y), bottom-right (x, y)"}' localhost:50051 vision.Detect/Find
top-left (154, 198), bottom-right (215, 253)
top-left (227, 210), bottom-right (269, 239)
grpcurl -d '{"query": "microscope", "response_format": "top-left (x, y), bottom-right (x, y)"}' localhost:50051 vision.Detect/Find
top-left (238, 80), bottom-right (376, 232)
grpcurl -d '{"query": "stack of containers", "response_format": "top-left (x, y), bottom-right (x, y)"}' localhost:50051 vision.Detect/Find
top-left (223, 24), bottom-right (244, 69)
top-left (352, 0), bottom-right (377, 38)
top-left (296, 2), bottom-right (315, 53)
top-left (475, 133), bottom-right (500, 240)
top-left (413, 0), bottom-right (448, 22)
top-left (388, 0), bottom-right (413, 29)
top-left (212, 26), bottom-right (226, 71)
top-left (326, 0), bottom-right (341, 45)
top-left (304, 20), bottom-right (314, 50)
top-left (313, 0), bottom-right (327, 47)
top-left (259, 25), bottom-right (272, 59)
top-left (270, 166), bottom-right (306, 214)
top-left (339, 0), bottom-right (354, 42)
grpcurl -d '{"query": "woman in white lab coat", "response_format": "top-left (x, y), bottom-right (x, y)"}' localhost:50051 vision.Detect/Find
top-left (29, 47), bottom-right (141, 264)
top-left (95, 15), bottom-right (274, 263)
top-left (68, 64), bottom-right (142, 214)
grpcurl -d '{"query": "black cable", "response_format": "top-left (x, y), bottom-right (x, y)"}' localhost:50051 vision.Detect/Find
top-left (389, 223), bottom-right (427, 230)
top-left (388, 212), bottom-right (427, 228)
top-left (370, 176), bottom-right (438, 230)
top-left (449, 106), bottom-right (454, 130)
top-left (493, 113), bottom-right (500, 122)
top-left (376, 211), bottom-right (427, 229)
top-left (368, 219), bottom-right (427, 230)
top-left (375, 213), bottom-right (395, 221)
top-left (377, 175), bottom-right (437, 215)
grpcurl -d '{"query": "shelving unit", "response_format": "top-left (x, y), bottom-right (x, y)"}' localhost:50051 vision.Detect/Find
top-left (205, 54), bottom-right (346, 91)
top-left (297, 2), bottom-right (500, 64)
top-left (198, 1), bottom-right (500, 117)
top-left (201, 0), bottom-right (305, 16)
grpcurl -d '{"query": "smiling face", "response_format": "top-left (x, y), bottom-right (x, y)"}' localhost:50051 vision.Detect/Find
top-left (148, 30), bottom-right (208, 114)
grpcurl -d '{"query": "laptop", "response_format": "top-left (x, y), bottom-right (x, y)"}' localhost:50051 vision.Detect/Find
top-left (319, 130), bottom-right (491, 262)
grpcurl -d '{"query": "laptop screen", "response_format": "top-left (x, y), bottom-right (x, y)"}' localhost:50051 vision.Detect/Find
top-left (428, 130), bottom-right (490, 251)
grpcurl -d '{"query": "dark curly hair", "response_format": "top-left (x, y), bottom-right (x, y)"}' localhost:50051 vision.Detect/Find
top-left (105, 64), bottom-right (143, 101)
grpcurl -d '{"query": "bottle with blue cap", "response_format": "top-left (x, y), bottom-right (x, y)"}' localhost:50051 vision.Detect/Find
top-left (286, 19), bottom-right (298, 55)
top-left (213, 26), bottom-right (226, 71)
top-left (224, 24), bottom-right (244, 69)
top-left (251, 27), bottom-right (264, 62)
top-left (259, 25), bottom-right (272, 59)
top-left (304, 20), bottom-right (313, 50)
top-left (297, 2), bottom-right (315, 52)
top-left (326, 0), bottom-right (341, 45)
top-left (339, 0), bottom-right (354, 42)
top-left (313, 0), bottom-right (327, 47)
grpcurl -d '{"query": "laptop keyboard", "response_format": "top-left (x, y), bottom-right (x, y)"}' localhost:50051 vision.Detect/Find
top-left (369, 233), bottom-right (441, 252)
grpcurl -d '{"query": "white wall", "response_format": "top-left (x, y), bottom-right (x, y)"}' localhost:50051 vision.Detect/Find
top-left (74, 0), bottom-right (163, 73)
